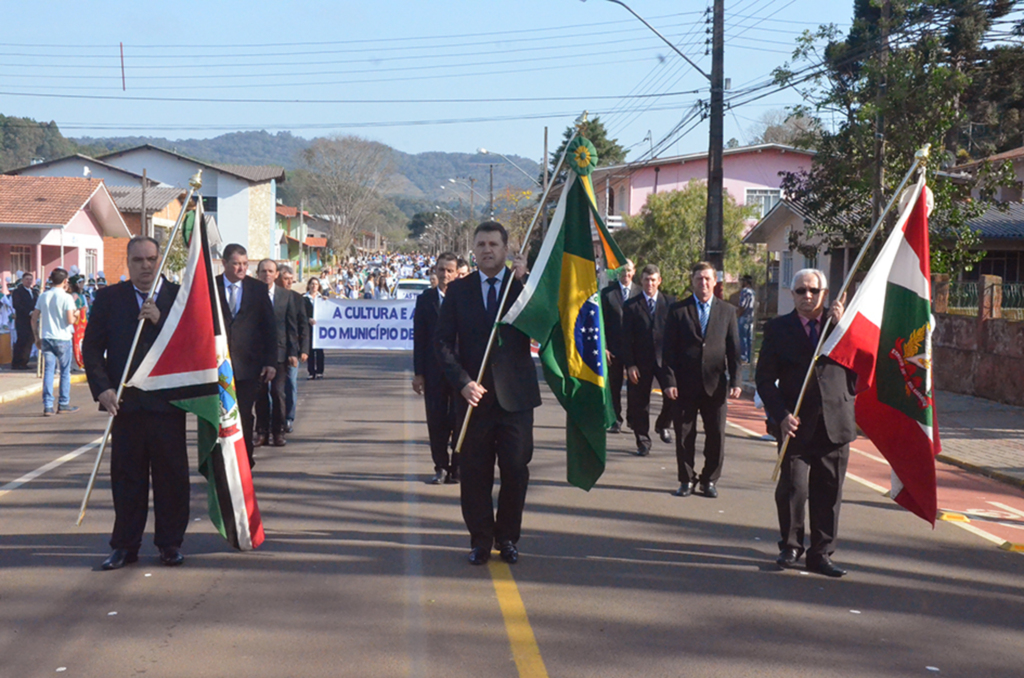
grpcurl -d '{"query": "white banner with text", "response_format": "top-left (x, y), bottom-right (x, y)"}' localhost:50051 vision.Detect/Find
top-left (313, 298), bottom-right (415, 351)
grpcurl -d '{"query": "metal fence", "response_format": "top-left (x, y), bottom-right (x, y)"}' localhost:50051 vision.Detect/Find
top-left (942, 281), bottom-right (1024, 321)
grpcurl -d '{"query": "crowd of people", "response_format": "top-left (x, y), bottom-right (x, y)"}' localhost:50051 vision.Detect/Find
top-left (36, 220), bottom-right (853, 580)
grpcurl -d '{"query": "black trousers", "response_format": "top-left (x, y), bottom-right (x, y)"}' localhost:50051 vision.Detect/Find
top-left (236, 378), bottom-right (259, 462)
top-left (109, 410), bottom-right (189, 552)
top-left (256, 361), bottom-right (288, 435)
top-left (626, 365), bottom-right (673, 445)
top-left (12, 319), bottom-right (33, 367)
top-left (424, 377), bottom-right (457, 473)
top-left (307, 349), bottom-right (325, 377)
top-left (460, 402), bottom-right (533, 550)
top-left (673, 382), bottom-right (728, 485)
top-left (608, 354), bottom-right (626, 425)
top-left (775, 418), bottom-right (849, 564)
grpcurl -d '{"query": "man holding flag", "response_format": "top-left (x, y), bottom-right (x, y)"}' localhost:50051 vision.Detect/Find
top-left (83, 236), bottom-right (187, 570)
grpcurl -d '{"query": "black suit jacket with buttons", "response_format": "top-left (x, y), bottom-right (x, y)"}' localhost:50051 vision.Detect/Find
top-left (413, 286), bottom-right (445, 385)
top-left (662, 295), bottom-right (741, 398)
top-left (621, 292), bottom-right (674, 372)
top-left (215, 274), bottom-right (277, 382)
top-left (600, 280), bottom-right (641, 359)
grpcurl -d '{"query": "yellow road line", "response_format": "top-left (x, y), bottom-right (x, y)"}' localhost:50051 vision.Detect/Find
top-left (489, 560), bottom-right (549, 678)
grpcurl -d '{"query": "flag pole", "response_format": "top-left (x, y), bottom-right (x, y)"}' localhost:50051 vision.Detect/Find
top-left (770, 145), bottom-right (930, 482)
top-left (76, 171), bottom-right (203, 526)
top-left (452, 117), bottom-right (587, 455)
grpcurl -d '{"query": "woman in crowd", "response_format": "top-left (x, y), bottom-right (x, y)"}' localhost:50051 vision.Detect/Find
top-left (304, 277), bottom-right (326, 380)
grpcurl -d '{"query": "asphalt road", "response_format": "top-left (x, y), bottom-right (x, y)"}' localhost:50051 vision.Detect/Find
top-left (1, 351), bottom-right (1022, 678)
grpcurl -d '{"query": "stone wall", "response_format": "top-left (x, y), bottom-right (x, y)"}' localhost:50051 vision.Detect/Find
top-left (247, 182), bottom-right (273, 261)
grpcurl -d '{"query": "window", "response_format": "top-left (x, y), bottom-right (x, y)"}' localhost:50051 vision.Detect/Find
top-left (85, 249), bottom-right (98, 278)
top-left (781, 251), bottom-right (793, 288)
top-left (10, 245), bottom-right (31, 274)
top-left (804, 252), bottom-right (818, 270)
top-left (202, 196), bottom-right (218, 213)
top-left (746, 188), bottom-right (782, 219)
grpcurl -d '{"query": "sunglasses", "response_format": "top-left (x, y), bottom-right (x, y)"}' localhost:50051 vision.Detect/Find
top-left (794, 287), bottom-right (822, 296)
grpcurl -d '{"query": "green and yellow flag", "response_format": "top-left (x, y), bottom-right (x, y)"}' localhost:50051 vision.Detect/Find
top-left (502, 136), bottom-right (626, 490)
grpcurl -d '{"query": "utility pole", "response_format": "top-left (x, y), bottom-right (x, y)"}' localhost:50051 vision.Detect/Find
top-left (488, 164), bottom-right (495, 217)
top-left (872, 0), bottom-right (890, 230)
top-left (542, 126), bottom-right (549, 232)
top-left (704, 0), bottom-right (725, 272)
top-left (140, 168), bottom-right (148, 238)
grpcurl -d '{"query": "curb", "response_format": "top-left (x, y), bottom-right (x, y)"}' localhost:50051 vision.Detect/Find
top-left (0, 373), bottom-right (89, 405)
top-left (936, 453), bottom-right (1024, 491)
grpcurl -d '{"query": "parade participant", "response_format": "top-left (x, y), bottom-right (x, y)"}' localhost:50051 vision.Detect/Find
top-left (69, 274), bottom-right (89, 370)
top-left (599, 259), bottom-right (639, 434)
top-left (215, 244), bottom-right (277, 468)
top-left (738, 275), bottom-right (756, 364)
top-left (255, 259), bottom-right (299, 448)
top-left (662, 262), bottom-right (742, 498)
top-left (621, 264), bottom-right (675, 456)
top-left (756, 268), bottom-right (854, 577)
top-left (456, 258), bottom-right (471, 278)
top-left (82, 237), bottom-right (186, 569)
top-left (304, 277), bottom-right (325, 380)
top-left (413, 252), bottom-right (460, 485)
top-left (11, 271), bottom-right (38, 370)
top-left (435, 222), bottom-right (540, 565)
top-left (32, 268), bottom-right (79, 416)
top-left (277, 265), bottom-right (308, 434)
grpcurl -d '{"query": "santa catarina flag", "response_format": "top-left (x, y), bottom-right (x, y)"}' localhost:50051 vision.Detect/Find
top-left (127, 205), bottom-right (265, 550)
top-left (821, 175), bottom-right (941, 524)
top-left (502, 136), bottom-right (626, 491)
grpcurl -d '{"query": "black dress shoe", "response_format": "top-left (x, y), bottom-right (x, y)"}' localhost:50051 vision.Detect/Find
top-left (672, 482), bottom-right (694, 497)
top-left (608, 422), bottom-right (622, 434)
top-left (776, 547), bottom-right (802, 568)
top-left (429, 470), bottom-right (444, 485)
top-left (101, 549), bottom-right (138, 571)
top-left (657, 428), bottom-right (673, 444)
top-left (444, 470), bottom-right (459, 484)
top-left (637, 442), bottom-right (651, 457)
top-left (700, 482), bottom-right (718, 498)
top-left (159, 547), bottom-right (185, 567)
top-left (273, 433), bottom-right (287, 447)
top-left (468, 546), bottom-right (490, 566)
top-left (254, 432), bottom-right (269, 448)
top-left (497, 541), bottom-right (519, 564)
top-left (809, 558), bottom-right (847, 578)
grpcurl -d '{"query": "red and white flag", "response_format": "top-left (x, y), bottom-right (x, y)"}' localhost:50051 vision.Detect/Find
top-left (821, 175), bottom-right (941, 524)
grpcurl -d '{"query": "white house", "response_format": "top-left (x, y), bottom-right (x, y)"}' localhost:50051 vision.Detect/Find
top-left (6, 153), bottom-right (164, 188)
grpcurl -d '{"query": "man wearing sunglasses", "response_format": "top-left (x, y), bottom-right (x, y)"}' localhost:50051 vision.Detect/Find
top-left (755, 268), bottom-right (856, 578)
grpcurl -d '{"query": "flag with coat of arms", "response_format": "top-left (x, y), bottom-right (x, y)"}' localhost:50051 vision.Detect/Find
top-left (501, 135), bottom-right (627, 490)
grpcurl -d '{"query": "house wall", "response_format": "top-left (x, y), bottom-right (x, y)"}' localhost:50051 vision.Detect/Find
top-left (105, 150), bottom-right (220, 194)
top-left (246, 179), bottom-right (274, 261)
top-left (218, 174), bottom-right (252, 255)
top-left (11, 159), bottom-right (168, 187)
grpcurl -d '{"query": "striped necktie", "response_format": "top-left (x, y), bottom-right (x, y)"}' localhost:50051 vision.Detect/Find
top-left (699, 301), bottom-right (709, 336)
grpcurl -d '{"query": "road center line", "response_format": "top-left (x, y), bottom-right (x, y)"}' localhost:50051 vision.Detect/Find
top-left (489, 560), bottom-right (549, 678)
top-left (0, 436), bottom-right (103, 500)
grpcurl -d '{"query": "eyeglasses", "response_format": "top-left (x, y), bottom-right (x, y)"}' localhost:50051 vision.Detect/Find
top-left (794, 287), bottom-right (822, 296)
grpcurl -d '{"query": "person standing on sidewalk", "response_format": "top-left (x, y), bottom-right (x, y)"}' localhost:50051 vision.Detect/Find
top-left (31, 268), bottom-right (79, 416)
top-left (738, 275), bottom-right (756, 364)
top-left (11, 271), bottom-right (38, 370)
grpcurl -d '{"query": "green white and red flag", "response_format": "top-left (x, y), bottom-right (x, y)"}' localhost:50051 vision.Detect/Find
top-left (127, 204), bottom-right (265, 550)
top-left (821, 175), bottom-right (941, 525)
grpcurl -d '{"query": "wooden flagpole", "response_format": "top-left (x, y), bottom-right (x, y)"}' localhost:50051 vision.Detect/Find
top-left (451, 117), bottom-right (587, 456)
top-left (770, 146), bottom-right (930, 482)
top-left (76, 171), bottom-right (202, 526)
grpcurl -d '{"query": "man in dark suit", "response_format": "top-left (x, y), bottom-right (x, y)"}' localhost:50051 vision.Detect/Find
top-left (255, 259), bottom-right (299, 448)
top-left (622, 264), bottom-right (674, 456)
top-left (82, 236), bottom-right (187, 570)
top-left (215, 244), bottom-right (277, 467)
top-left (756, 268), bottom-right (854, 578)
top-left (663, 261), bottom-right (742, 499)
top-left (277, 265), bottom-right (308, 434)
top-left (600, 259), bottom-right (640, 434)
top-left (11, 271), bottom-right (38, 370)
top-left (413, 251), bottom-right (460, 485)
top-left (435, 221), bottom-right (540, 566)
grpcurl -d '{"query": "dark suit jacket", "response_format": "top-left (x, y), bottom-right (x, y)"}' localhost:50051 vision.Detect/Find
top-left (270, 285), bottom-right (300, 364)
top-left (413, 286), bottom-right (445, 384)
top-left (290, 289), bottom-right (309, 356)
top-left (12, 285), bottom-right (37, 327)
top-left (215, 274), bottom-right (277, 382)
top-left (82, 278), bottom-right (180, 414)
top-left (600, 280), bottom-right (641, 359)
top-left (621, 292), bottom-right (674, 372)
top-left (662, 295), bottom-right (741, 397)
top-left (435, 270), bottom-right (541, 413)
top-left (755, 310), bottom-right (858, 453)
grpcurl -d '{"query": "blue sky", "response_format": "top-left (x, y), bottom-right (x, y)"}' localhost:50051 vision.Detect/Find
top-left (1, 1), bottom-right (855, 164)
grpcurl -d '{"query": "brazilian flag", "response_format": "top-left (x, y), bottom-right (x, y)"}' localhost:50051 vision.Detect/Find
top-left (502, 136), bottom-right (626, 490)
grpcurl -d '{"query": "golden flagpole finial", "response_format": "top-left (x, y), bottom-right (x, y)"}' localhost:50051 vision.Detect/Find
top-left (915, 144), bottom-right (931, 160)
top-left (189, 169), bottom-right (203, 190)
top-left (574, 110), bottom-right (589, 133)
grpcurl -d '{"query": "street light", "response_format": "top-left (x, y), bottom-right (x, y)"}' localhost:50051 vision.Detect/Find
top-left (477, 148), bottom-right (542, 187)
top-left (446, 178), bottom-right (491, 218)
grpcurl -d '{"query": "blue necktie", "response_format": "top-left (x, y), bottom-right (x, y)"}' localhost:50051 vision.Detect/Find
top-left (647, 296), bottom-right (655, 317)
top-left (699, 301), bottom-right (709, 336)
top-left (486, 277), bottom-right (498, 315)
top-left (808, 318), bottom-right (819, 345)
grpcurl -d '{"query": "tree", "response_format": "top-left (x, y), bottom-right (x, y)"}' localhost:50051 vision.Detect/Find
top-left (616, 181), bottom-right (757, 298)
top-left (546, 116), bottom-right (627, 184)
top-left (748, 109), bottom-right (821, 147)
top-left (493, 187), bottom-right (537, 249)
top-left (772, 0), bottom-right (1019, 277)
top-left (296, 135), bottom-right (395, 256)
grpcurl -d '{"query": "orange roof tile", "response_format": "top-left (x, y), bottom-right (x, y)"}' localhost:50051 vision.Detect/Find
top-left (304, 237), bottom-right (327, 248)
top-left (0, 175), bottom-right (104, 226)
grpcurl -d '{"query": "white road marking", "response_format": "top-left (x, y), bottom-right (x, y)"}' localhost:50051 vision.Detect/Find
top-left (846, 472), bottom-right (888, 494)
top-left (0, 437), bottom-right (103, 499)
top-left (988, 501), bottom-right (1024, 520)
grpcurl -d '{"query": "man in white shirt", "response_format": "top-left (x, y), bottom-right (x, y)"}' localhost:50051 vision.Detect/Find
top-left (31, 268), bottom-right (79, 416)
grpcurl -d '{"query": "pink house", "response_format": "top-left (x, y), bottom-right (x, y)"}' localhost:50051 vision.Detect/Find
top-left (0, 176), bottom-right (130, 283)
top-left (591, 143), bottom-right (816, 229)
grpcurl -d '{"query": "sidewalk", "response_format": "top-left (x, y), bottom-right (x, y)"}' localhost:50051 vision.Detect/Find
top-left (0, 362), bottom-right (88, 406)
top-left (737, 364), bottom-right (1024, 490)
